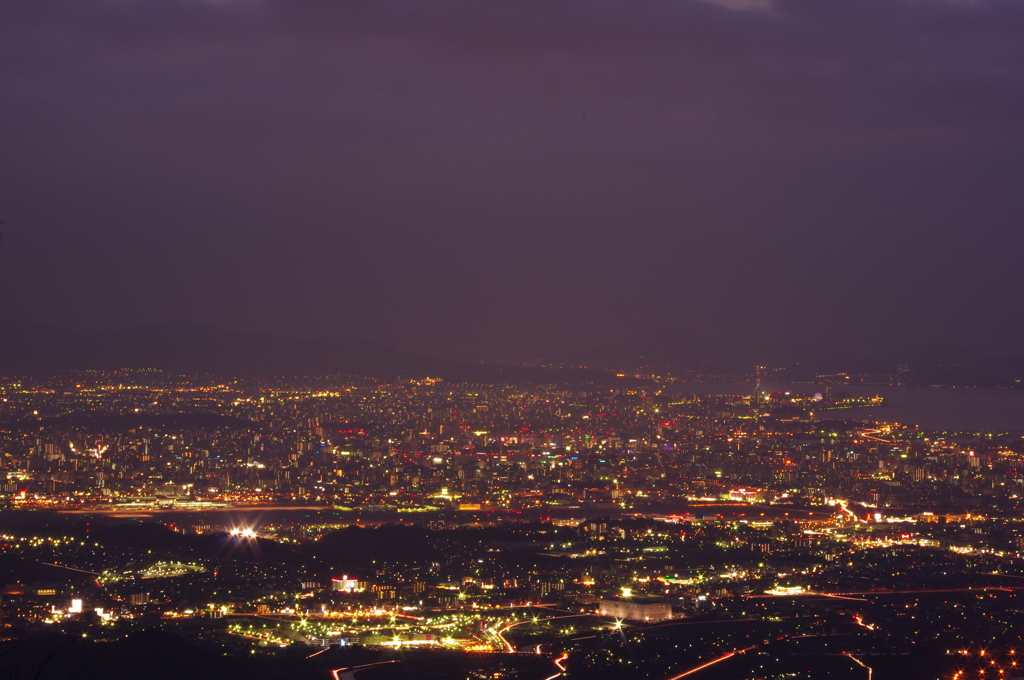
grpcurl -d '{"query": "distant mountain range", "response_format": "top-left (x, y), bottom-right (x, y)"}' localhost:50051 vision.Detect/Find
top-left (578, 327), bottom-right (854, 370)
top-left (578, 327), bottom-right (1024, 388)
top-left (1, 321), bottom-right (1021, 388)
top-left (0, 321), bottom-right (446, 377)
top-left (0, 321), bottom-right (616, 385)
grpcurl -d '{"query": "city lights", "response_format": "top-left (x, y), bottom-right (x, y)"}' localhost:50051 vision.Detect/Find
top-left (1, 373), bottom-right (1022, 679)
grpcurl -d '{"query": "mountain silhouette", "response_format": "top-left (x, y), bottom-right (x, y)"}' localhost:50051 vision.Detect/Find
top-left (578, 329), bottom-right (1024, 387)
top-left (0, 321), bottom-right (450, 377)
top-left (0, 320), bottom-right (621, 384)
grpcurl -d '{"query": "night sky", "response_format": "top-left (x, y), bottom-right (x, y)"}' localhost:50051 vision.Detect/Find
top-left (2, 0), bottom-right (1022, 361)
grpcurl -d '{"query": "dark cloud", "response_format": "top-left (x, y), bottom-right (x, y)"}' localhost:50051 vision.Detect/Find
top-left (1, 0), bottom-right (1022, 359)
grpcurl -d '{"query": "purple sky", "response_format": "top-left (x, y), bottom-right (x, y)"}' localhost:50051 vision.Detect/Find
top-left (2, 0), bottom-right (1023, 360)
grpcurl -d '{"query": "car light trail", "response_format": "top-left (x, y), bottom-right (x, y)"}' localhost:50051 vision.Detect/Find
top-left (665, 645), bottom-right (756, 679)
top-left (848, 653), bottom-right (873, 680)
top-left (541, 653), bottom-right (569, 680)
top-left (496, 614), bottom-right (591, 653)
top-left (853, 615), bottom-right (876, 631)
top-left (330, 660), bottom-right (397, 680)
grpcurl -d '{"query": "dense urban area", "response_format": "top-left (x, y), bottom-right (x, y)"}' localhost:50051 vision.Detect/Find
top-left (2, 370), bottom-right (1024, 680)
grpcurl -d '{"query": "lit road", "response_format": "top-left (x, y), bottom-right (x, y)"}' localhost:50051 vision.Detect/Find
top-left (330, 660), bottom-right (397, 680)
top-left (491, 613), bottom-right (590, 680)
top-left (501, 614), bottom-right (752, 678)
top-left (540, 652), bottom-right (569, 680)
top-left (661, 629), bottom-right (878, 680)
top-left (848, 653), bottom-right (873, 680)
top-left (664, 645), bottom-right (758, 679)
top-left (744, 585), bottom-right (1024, 598)
top-left (41, 562), bottom-right (100, 576)
top-left (858, 428), bottom-right (894, 444)
top-left (494, 614), bottom-right (591, 653)
top-left (834, 499), bottom-right (864, 523)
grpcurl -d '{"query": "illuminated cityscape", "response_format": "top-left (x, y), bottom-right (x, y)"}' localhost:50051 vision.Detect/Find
top-left (1, 370), bottom-right (1024, 678)
top-left (3, 0), bottom-right (1024, 677)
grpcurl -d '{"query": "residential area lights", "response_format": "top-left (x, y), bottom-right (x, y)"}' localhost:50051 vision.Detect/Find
top-left (4, 375), bottom-right (1024, 679)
